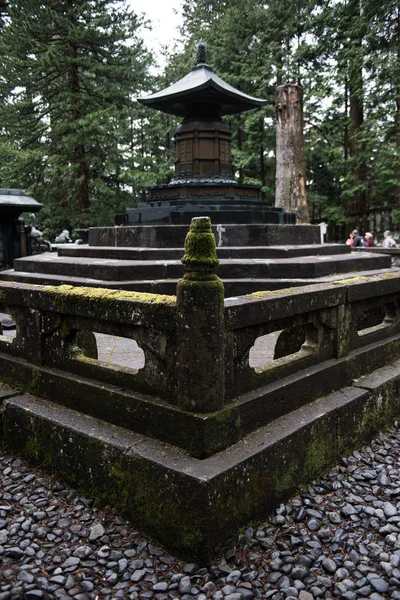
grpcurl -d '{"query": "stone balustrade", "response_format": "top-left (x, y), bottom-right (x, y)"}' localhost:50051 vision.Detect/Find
top-left (225, 273), bottom-right (400, 397)
top-left (1, 219), bottom-right (400, 459)
top-left (2, 218), bottom-right (400, 561)
top-left (0, 283), bottom-right (177, 399)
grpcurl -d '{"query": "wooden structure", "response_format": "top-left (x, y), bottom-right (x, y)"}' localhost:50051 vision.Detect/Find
top-left (0, 189), bottom-right (43, 270)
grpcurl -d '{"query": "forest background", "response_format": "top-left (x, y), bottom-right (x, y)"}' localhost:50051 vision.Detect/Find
top-left (0, 0), bottom-right (399, 239)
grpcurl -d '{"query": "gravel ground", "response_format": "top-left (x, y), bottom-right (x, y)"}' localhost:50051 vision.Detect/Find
top-left (1, 424), bottom-right (400, 600)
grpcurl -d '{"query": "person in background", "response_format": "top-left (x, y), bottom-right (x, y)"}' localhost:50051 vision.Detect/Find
top-left (364, 232), bottom-right (374, 247)
top-left (347, 229), bottom-right (364, 247)
top-left (382, 230), bottom-right (397, 248)
top-left (346, 230), bottom-right (355, 246)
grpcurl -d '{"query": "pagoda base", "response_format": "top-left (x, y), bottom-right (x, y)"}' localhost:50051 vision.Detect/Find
top-left (115, 182), bottom-right (296, 226)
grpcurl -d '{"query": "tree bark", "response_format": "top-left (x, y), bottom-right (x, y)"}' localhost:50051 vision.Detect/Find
top-left (275, 83), bottom-right (310, 223)
top-left (396, 7), bottom-right (400, 205)
top-left (67, 0), bottom-right (90, 217)
top-left (348, 73), bottom-right (365, 213)
top-left (346, 0), bottom-right (366, 215)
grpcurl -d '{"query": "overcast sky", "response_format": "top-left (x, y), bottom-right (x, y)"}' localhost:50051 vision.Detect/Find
top-left (130, 0), bottom-right (183, 62)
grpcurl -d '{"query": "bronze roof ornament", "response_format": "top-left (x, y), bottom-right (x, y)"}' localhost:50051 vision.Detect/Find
top-left (195, 38), bottom-right (208, 69)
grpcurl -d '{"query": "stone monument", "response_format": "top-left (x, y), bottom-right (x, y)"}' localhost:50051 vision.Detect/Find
top-left (117, 40), bottom-right (295, 226)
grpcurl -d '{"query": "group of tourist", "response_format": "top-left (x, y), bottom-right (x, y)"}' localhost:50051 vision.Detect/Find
top-left (346, 229), bottom-right (397, 248)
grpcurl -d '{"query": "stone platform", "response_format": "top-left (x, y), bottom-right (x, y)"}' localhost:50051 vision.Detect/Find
top-left (2, 352), bottom-right (400, 562)
top-left (1, 219), bottom-right (400, 560)
top-left (117, 194), bottom-right (296, 226)
top-left (1, 265), bottom-right (400, 560)
top-left (0, 224), bottom-right (396, 295)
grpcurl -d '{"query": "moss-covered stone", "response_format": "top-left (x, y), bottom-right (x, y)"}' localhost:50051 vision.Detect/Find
top-left (176, 217), bottom-right (226, 413)
top-left (333, 276), bottom-right (371, 285)
top-left (43, 284), bottom-right (176, 305)
top-left (181, 216), bottom-right (220, 271)
top-left (29, 367), bottom-right (42, 397)
top-left (248, 288), bottom-right (295, 299)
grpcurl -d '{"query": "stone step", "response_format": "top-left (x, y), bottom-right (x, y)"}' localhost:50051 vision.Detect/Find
top-left (2, 346), bottom-right (400, 560)
top-left (58, 243), bottom-right (350, 261)
top-left (2, 266), bottom-right (399, 298)
top-left (12, 251), bottom-right (392, 281)
top-left (123, 206), bottom-right (296, 226)
top-left (89, 223), bottom-right (321, 248)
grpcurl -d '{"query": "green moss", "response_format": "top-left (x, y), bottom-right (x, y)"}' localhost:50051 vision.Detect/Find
top-left (182, 231), bottom-right (219, 265)
top-left (333, 276), bottom-right (371, 285)
top-left (60, 319), bottom-right (69, 338)
top-left (356, 394), bottom-right (389, 440)
top-left (381, 272), bottom-right (400, 279)
top-left (181, 216), bottom-right (219, 269)
top-left (273, 460), bottom-right (298, 496)
top-left (13, 422), bottom-right (54, 470)
top-left (303, 433), bottom-right (331, 479)
top-left (25, 436), bottom-right (41, 462)
top-left (43, 285), bottom-right (176, 306)
top-left (338, 305), bottom-right (351, 357)
top-left (105, 460), bottom-right (131, 505)
top-left (89, 453), bottom-right (208, 558)
top-left (266, 424), bottom-right (334, 503)
top-left (178, 276), bottom-right (224, 302)
top-left (179, 527), bottom-right (205, 549)
top-left (247, 288), bottom-right (296, 300)
top-left (29, 368), bottom-right (42, 396)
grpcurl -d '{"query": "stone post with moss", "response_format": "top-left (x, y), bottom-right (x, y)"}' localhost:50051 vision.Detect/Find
top-left (176, 217), bottom-right (225, 412)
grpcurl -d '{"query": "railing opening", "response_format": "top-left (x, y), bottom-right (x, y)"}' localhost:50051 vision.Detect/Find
top-left (249, 331), bottom-right (280, 369)
top-left (71, 331), bottom-right (145, 372)
top-left (274, 325), bottom-right (309, 359)
top-left (249, 324), bottom-right (317, 373)
top-left (357, 303), bottom-right (395, 337)
top-left (0, 310), bottom-right (16, 343)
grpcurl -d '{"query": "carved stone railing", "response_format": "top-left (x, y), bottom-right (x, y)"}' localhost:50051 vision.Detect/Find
top-left (0, 283), bottom-right (177, 399)
top-left (1, 218), bottom-right (400, 458)
top-left (224, 273), bottom-right (400, 398)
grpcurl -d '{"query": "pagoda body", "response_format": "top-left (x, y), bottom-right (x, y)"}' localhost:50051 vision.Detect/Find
top-left (116, 42), bottom-right (295, 226)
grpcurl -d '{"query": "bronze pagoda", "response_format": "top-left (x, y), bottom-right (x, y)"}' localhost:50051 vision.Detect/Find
top-left (117, 40), bottom-right (295, 226)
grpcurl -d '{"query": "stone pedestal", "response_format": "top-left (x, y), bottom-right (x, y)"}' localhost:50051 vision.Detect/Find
top-left (176, 217), bottom-right (225, 412)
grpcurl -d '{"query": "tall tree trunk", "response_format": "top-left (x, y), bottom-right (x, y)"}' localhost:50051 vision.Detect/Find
top-left (275, 83), bottom-right (310, 223)
top-left (396, 7), bottom-right (400, 205)
top-left (347, 0), bottom-right (366, 215)
top-left (237, 115), bottom-right (243, 184)
top-left (260, 117), bottom-right (265, 199)
top-left (68, 0), bottom-right (90, 217)
top-left (74, 142), bottom-right (90, 216)
top-left (344, 79), bottom-right (349, 171)
top-left (394, 87), bottom-right (400, 206)
top-left (348, 79), bottom-right (365, 213)
top-left (260, 142), bottom-right (265, 199)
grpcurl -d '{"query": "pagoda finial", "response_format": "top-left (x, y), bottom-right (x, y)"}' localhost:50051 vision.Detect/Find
top-left (195, 38), bottom-right (208, 67)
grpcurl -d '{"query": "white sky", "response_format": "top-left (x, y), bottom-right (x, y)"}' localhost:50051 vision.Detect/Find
top-left (130, 0), bottom-right (183, 64)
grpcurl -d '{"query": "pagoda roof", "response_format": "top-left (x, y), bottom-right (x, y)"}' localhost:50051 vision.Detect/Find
top-left (138, 64), bottom-right (266, 117)
top-left (0, 188), bottom-right (43, 211)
